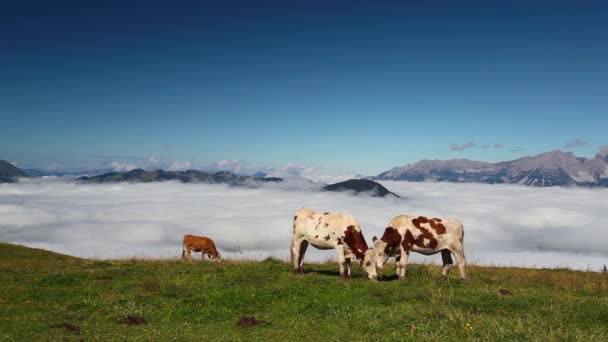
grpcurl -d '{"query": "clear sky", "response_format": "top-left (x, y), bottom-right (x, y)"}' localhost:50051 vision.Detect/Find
top-left (1, 0), bottom-right (607, 175)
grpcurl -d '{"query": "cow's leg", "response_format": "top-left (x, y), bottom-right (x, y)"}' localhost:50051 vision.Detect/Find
top-left (291, 237), bottom-right (305, 273)
top-left (294, 238), bottom-right (308, 274)
top-left (336, 245), bottom-right (348, 278)
top-left (441, 249), bottom-right (453, 278)
top-left (454, 250), bottom-right (467, 283)
top-left (297, 239), bottom-right (309, 274)
top-left (396, 247), bottom-right (409, 281)
top-left (184, 246), bottom-right (192, 261)
top-left (345, 257), bottom-right (352, 278)
top-left (201, 249), bottom-right (206, 261)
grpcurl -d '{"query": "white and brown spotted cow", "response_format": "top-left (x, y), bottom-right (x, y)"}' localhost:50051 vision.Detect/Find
top-left (371, 215), bottom-right (466, 282)
top-left (291, 208), bottom-right (377, 279)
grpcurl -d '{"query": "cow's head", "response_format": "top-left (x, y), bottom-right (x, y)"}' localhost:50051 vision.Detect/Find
top-left (207, 250), bottom-right (221, 263)
top-left (372, 236), bottom-right (390, 268)
top-left (361, 249), bottom-right (378, 280)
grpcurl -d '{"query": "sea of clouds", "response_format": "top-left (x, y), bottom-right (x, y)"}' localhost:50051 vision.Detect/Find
top-left (1, 179), bottom-right (607, 271)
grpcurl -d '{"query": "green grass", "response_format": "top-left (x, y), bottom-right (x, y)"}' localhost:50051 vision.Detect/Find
top-left (1, 243), bottom-right (607, 341)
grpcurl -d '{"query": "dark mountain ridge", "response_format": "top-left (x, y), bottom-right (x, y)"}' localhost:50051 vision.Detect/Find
top-left (0, 160), bottom-right (29, 183)
top-left (322, 179), bottom-right (399, 198)
top-left (77, 169), bottom-right (282, 186)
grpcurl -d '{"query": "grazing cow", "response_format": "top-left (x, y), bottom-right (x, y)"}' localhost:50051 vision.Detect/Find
top-left (291, 208), bottom-right (377, 279)
top-left (371, 215), bottom-right (466, 282)
top-left (182, 234), bottom-right (221, 262)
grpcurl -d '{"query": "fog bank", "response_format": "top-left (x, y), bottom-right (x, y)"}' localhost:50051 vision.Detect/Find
top-left (1, 179), bottom-right (606, 271)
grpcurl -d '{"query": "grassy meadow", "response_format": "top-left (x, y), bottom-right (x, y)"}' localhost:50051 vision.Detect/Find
top-left (0, 242), bottom-right (607, 341)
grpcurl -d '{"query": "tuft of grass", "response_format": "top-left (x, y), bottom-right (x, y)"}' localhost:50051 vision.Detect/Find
top-left (0, 242), bottom-right (607, 340)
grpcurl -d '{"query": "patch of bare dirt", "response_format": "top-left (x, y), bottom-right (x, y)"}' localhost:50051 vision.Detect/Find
top-left (49, 322), bottom-right (81, 332)
top-left (237, 316), bottom-right (260, 327)
top-left (117, 315), bottom-right (147, 325)
top-left (498, 288), bottom-right (513, 296)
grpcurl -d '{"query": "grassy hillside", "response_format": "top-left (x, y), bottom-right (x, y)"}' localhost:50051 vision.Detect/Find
top-left (1, 243), bottom-right (606, 341)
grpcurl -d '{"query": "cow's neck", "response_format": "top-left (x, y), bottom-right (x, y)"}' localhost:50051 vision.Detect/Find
top-left (343, 225), bottom-right (368, 260)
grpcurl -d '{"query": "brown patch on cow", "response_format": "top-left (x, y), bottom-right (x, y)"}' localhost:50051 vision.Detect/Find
top-left (365, 261), bottom-right (372, 267)
top-left (498, 289), bottom-right (513, 296)
top-left (417, 227), bottom-right (438, 249)
top-left (380, 227), bottom-right (402, 254)
top-left (418, 216), bottom-right (429, 223)
top-left (402, 228), bottom-right (438, 250)
top-left (337, 237), bottom-right (344, 245)
top-left (118, 315), bottom-right (147, 325)
top-left (402, 230), bottom-right (415, 251)
top-left (324, 223), bottom-right (329, 228)
top-left (428, 219), bottom-right (447, 235)
top-left (237, 316), bottom-right (260, 327)
top-left (343, 225), bottom-right (368, 259)
top-left (324, 235), bottom-right (331, 241)
top-left (294, 215), bottom-right (297, 221)
top-left (49, 323), bottom-right (80, 332)
top-left (324, 212), bottom-right (330, 215)
top-left (314, 235), bottom-right (319, 238)
top-left (433, 218), bottom-right (442, 222)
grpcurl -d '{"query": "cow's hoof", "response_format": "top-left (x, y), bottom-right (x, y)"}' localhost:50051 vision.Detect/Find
top-left (398, 277), bottom-right (406, 282)
top-left (460, 278), bottom-right (468, 284)
top-left (294, 269), bottom-right (304, 275)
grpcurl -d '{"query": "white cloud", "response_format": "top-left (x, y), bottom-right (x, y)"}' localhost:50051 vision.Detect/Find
top-left (111, 161), bottom-right (139, 172)
top-left (450, 141), bottom-right (476, 151)
top-left (1, 180), bottom-right (606, 271)
top-left (147, 156), bottom-right (161, 164)
top-left (564, 139), bottom-right (589, 149)
top-left (167, 161), bottom-right (193, 171)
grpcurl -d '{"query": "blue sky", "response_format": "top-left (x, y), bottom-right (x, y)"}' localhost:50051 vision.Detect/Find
top-left (1, 0), bottom-right (607, 175)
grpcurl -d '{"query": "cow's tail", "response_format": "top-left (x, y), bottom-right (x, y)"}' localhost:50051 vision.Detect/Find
top-left (290, 239), bottom-right (293, 263)
top-left (459, 222), bottom-right (465, 245)
top-left (290, 213), bottom-right (299, 263)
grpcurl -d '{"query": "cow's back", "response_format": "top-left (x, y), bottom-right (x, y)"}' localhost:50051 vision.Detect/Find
top-left (293, 209), bottom-right (360, 237)
top-left (183, 234), bottom-right (214, 249)
top-left (388, 215), bottom-right (464, 253)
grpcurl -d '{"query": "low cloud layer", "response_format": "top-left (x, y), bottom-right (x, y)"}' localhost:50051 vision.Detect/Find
top-left (1, 180), bottom-right (607, 271)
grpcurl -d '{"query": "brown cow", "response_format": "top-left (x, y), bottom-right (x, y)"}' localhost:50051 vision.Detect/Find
top-left (182, 234), bottom-right (221, 262)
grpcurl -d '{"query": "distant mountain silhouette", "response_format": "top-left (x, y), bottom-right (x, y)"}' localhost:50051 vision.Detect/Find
top-left (376, 149), bottom-right (608, 188)
top-left (23, 168), bottom-right (114, 177)
top-left (77, 168), bottom-right (282, 186)
top-left (0, 160), bottom-right (29, 183)
top-left (323, 179), bottom-right (399, 198)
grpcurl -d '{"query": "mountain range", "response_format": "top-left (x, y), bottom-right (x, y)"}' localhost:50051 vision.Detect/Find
top-left (77, 169), bottom-right (283, 186)
top-left (0, 160), bottom-right (29, 183)
top-left (376, 149), bottom-right (608, 187)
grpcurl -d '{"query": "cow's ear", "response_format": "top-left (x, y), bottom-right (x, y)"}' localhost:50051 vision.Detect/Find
top-left (372, 236), bottom-right (377, 242)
